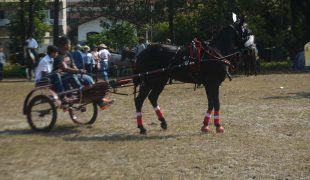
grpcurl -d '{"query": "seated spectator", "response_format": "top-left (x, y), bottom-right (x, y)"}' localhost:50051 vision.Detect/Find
top-left (54, 37), bottom-right (113, 109)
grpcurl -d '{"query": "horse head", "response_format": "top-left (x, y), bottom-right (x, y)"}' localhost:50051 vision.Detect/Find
top-left (207, 16), bottom-right (253, 72)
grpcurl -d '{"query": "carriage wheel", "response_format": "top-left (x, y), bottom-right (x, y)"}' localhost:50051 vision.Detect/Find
top-left (68, 102), bottom-right (98, 125)
top-left (26, 95), bottom-right (57, 132)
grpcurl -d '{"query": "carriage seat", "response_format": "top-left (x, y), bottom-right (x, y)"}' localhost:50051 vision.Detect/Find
top-left (35, 77), bottom-right (52, 88)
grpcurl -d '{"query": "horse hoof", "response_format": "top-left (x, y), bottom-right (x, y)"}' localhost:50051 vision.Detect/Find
top-left (201, 125), bottom-right (210, 133)
top-left (140, 129), bottom-right (147, 135)
top-left (159, 118), bottom-right (167, 130)
top-left (138, 125), bottom-right (147, 135)
top-left (216, 126), bottom-right (224, 133)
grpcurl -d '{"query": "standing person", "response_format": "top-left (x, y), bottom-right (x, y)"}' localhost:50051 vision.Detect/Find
top-left (25, 34), bottom-right (39, 80)
top-left (34, 45), bottom-right (65, 96)
top-left (135, 37), bottom-right (146, 57)
top-left (83, 45), bottom-right (95, 76)
top-left (165, 38), bottom-right (172, 45)
top-left (91, 45), bottom-right (100, 82)
top-left (98, 43), bottom-right (111, 81)
top-left (72, 44), bottom-right (85, 70)
top-left (0, 48), bottom-right (6, 81)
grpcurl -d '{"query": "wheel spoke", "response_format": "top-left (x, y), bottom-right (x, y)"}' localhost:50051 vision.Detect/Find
top-left (27, 95), bottom-right (57, 132)
top-left (69, 102), bottom-right (98, 125)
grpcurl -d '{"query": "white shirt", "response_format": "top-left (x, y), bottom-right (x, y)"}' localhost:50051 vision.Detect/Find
top-left (27, 38), bottom-right (38, 49)
top-left (135, 43), bottom-right (146, 56)
top-left (98, 49), bottom-right (111, 61)
top-left (0, 52), bottom-right (5, 64)
top-left (35, 54), bottom-right (53, 81)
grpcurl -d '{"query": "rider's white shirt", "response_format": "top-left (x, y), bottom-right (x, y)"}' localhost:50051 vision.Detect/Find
top-left (27, 38), bottom-right (38, 49)
top-left (35, 54), bottom-right (53, 81)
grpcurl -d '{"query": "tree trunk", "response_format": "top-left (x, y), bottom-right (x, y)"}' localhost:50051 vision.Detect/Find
top-left (20, 0), bottom-right (26, 47)
top-left (167, 0), bottom-right (174, 43)
top-left (53, 0), bottom-right (60, 45)
top-left (28, 0), bottom-right (34, 36)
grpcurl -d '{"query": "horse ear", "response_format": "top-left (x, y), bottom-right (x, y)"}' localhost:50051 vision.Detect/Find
top-left (232, 12), bottom-right (237, 22)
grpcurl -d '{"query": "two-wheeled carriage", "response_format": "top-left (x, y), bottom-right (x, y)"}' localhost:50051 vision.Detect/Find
top-left (22, 77), bottom-right (131, 132)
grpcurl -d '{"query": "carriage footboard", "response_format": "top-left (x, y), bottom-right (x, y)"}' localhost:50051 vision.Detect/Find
top-left (80, 82), bottom-right (110, 104)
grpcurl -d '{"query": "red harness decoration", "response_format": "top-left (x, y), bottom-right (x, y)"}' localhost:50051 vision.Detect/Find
top-left (188, 39), bottom-right (202, 72)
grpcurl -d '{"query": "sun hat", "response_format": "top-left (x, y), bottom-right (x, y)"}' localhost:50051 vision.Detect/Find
top-left (99, 44), bottom-right (107, 48)
top-left (83, 45), bottom-right (90, 51)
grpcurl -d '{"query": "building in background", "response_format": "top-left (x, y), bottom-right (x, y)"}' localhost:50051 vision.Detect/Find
top-left (0, 0), bottom-right (126, 58)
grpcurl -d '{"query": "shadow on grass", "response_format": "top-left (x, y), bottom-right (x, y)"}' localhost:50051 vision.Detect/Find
top-left (63, 131), bottom-right (203, 142)
top-left (0, 125), bottom-right (81, 136)
top-left (263, 91), bottom-right (310, 100)
top-left (0, 79), bottom-right (29, 83)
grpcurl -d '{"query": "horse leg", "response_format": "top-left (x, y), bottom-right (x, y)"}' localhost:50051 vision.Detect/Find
top-left (147, 79), bottom-right (168, 130)
top-left (202, 83), bottom-right (224, 133)
top-left (212, 84), bottom-right (224, 133)
top-left (29, 66), bottom-right (34, 80)
top-left (135, 83), bottom-right (152, 134)
top-left (25, 68), bottom-right (29, 80)
top-left (201, 84), bottom-right (214, 133)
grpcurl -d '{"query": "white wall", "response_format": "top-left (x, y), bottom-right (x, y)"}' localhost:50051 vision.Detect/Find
top-left (78, 17), bottom-right (111, 42)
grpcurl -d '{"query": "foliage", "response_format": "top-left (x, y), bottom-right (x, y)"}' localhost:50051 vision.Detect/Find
top-left (87, 21), bottom-right (137, 51)
top-left (8, 0), bottom-right (51, 57)
top-left (174, 14), bottom-right (198, 45)
top-left (152, 22), bottom-right (169, 43)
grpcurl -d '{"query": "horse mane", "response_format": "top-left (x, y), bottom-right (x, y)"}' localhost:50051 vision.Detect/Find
top-left (209, 25), bottom-right (240, 55)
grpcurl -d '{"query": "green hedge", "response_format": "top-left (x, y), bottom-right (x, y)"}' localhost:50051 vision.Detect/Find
top-left (3, 63), bottom-right (26, 78)
top-left (260, 60), bottom-right (291, 71)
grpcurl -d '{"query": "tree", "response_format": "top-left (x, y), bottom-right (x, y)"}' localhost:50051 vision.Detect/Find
top-left (80, 0), bottom-right (308, 60)
top-left (79, 0), bottom-right (192, 43)
top-left (8, 0), bottom-right (50, 61)
top-left (87, 21), bottom-right (137, 51)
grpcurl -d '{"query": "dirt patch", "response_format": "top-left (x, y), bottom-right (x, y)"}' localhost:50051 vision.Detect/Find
top-left (0, 73), bottom-right (309, 179)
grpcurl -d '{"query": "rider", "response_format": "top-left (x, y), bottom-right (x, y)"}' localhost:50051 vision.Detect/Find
top-left (25, 34), bottom-right (39, 80)
top-left (25, 34), bottom-right (38, 60)
top-left (34, 45), bottom-right (66, 97)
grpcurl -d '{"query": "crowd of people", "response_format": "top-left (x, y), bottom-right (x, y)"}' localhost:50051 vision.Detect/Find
top-left (34, 36), bottom-right (114, 109)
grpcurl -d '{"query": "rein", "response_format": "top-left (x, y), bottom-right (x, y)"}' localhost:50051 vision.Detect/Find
top-left (202, 47), bottom-right (239, 69)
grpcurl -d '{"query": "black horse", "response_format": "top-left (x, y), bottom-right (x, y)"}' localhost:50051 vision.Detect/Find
top-left (133, 20), bottom-right (247, 134)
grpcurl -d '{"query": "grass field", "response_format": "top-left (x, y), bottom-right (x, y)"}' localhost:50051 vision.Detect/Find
top-left (0, 72), bottom-right (309, 179)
